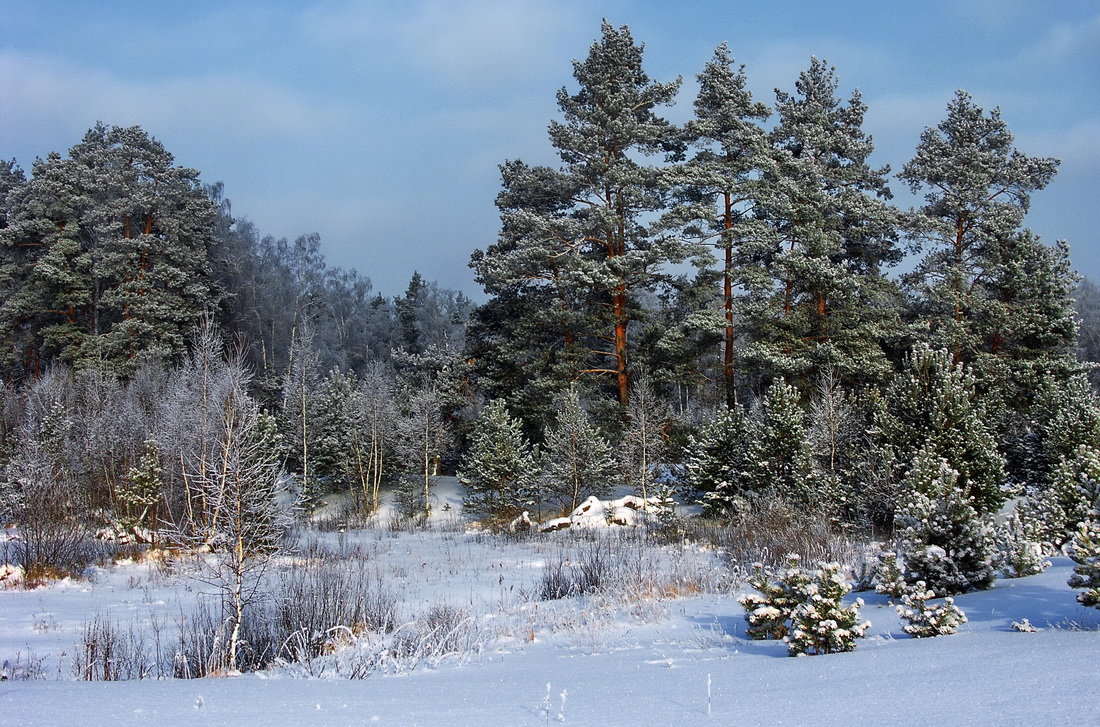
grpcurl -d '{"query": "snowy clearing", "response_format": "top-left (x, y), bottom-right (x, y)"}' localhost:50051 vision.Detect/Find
top-left (2, 480), bottom-right (1098, 726)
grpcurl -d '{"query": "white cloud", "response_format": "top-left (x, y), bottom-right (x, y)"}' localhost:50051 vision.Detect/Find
top-left (301, 0), bottom-right (586, 88)
top-left (0, 50), bottom-right (352, 155)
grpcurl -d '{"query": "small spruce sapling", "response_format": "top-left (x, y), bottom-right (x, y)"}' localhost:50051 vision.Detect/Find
top-left (895, 581), bottom-right (967, 637)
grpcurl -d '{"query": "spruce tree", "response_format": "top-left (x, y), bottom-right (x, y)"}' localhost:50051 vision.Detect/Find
top-left (459, 400), bottom-right (537, 522)
top-left (541, 386), bottom-right (615, 515)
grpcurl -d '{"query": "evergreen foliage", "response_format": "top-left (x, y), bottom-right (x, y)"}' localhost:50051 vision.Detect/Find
top-left (739, 555), bottom-right (814, 640)
top-left (1067, 516), bottom-right (1100, 609)
top-left (894, 448), bottom-right (996, 595)
top-left (745, 379), bottom-right (810, 504)
top-left (895, 582), bottom-right (967, 637)
top-left (683, 406), bottom-right (751, 516)
top-left (459, 400), bottom-right (537, 521)
top-left (901, 92), bottom-right (1063, 373)
top-left (0, 124), bottom-right (216, 377)
top-left (540, 386), bottom-right (616, 516)
top-left (785, 562), bottom-right (870, 656)
top-left (117, 439), bottom-right (164, 533)
top-left (744, 58), bottom-right (902, 387)
top-left (678, 43), bottom-right (772, 406)
top-left (878, 345), bottom-right (1006, 513)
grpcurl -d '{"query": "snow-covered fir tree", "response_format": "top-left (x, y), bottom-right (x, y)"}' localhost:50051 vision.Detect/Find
top-left (894, 447), bottom-right (997, 595)
top-left (540, 386), bottom-right (616, 516)
top-left (459, 399), bottom-right (537, 522)
top-left (873, 551), bottom-right (906, 598)
top-left (895, 581), bottom-right (967, 637)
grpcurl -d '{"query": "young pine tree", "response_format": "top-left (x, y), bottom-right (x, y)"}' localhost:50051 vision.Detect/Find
top-left (745, 379), bottom-right (810, 504)
top-left (895, 447), bottom-right (997, 595)
top-left (878, 345), bottom-right (1006, 513)
top-left (541, 386), bottom-right (616, 516)
top-left (684, 406), bottom-right (752, 517)
top-left (459, 400), bottom-right (537, 522)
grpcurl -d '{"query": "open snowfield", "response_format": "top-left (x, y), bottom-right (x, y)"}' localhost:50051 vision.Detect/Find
top-left (2, 479), bottom-right (1099, 726)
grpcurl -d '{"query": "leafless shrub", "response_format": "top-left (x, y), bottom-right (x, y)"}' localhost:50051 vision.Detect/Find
top-left (76, 612), bottom-right (169, 680)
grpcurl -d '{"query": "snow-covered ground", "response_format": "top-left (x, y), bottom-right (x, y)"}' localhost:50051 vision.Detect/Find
top-left (3, 479), bottom-right (1099, 725)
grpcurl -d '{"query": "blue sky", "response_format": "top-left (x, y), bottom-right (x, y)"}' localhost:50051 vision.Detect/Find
top-left (1, 0), bottom-right (1097, 297)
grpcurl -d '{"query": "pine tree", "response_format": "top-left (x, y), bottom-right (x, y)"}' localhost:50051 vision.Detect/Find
top-left (471, 22), bottom-right (688, 405)
top-left (745, 379), bottom-right (810, 504)
top-left (678, 43), bottom-right (772, 407)
top-left (744, 58), bottom-right (902, 387)
top-left (895, 582), bottom-right (967, 637)
top-left (900, 91), bottom-right (1070, 404)
top-left (541, 386), bottom-right (616, 515)
top-left (878, 344), bottom-right (1006, 513)
top-left (994, 511), bottom-right (1050, 578)
top-left (459, 400), bottom-right (537, 522)
top-left (117, 439), bottom-right (164, 534)
top-left (895, 448), bottom-right (996, 595)
top-left (738, 555), bottom-right (815, 640)
top-left (0, 124), bottom-right (216, 377)
top-left (1067, 516), bottom-right (1100, 609)
top-left (683, 406), bottom-right (752, 517)
top-left (1019, 444), bottom-right (1100, 547)
top-left (785, 562), bottom-right (870, 656)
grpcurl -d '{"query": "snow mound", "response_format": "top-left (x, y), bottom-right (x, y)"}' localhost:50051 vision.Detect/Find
top-left (537, 495), bottom-right (668, 532)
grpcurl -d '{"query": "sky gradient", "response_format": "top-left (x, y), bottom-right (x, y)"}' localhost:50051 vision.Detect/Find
top-left (2, 0), bottom-right (1097, 297)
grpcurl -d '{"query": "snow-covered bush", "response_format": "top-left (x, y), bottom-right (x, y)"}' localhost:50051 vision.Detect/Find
top-left (873, 551), bottom-right (906, 598)
top-left (739, 555), bottom-right (814, 640)
top-left (895, 449), bottom-right (996, 595)
top-left (995, 512), bottom-right (1051, 578)
top-left (740, 556), bottom-right (869, 655)
top-left (1067, 518), bottom-right (1100, 609)
top-left (895, 581), bottom-right (967, 637)
top-left (785, 562), bottom-right (870, 656)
